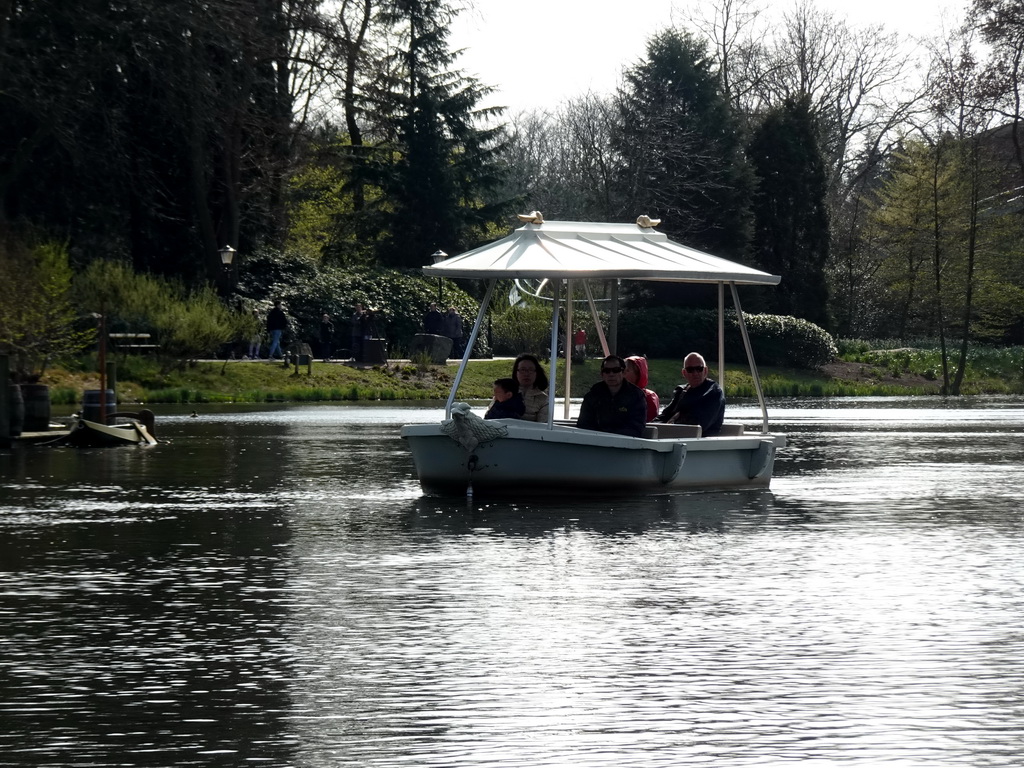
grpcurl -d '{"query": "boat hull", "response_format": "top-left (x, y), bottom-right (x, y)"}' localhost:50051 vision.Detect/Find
top-left (60, 418), bottom-right (158, 447)
top-left (401, 420), bottom-right (785, 496)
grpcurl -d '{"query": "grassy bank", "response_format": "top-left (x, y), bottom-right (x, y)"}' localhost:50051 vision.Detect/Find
top-left (36, 347), bottom-right (1024, 406)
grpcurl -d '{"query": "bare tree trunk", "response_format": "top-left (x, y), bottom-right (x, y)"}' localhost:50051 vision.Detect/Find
top-left (951, 139), bottom-right (981, 396)
top-left (930, 142), bottom-right (951, 396)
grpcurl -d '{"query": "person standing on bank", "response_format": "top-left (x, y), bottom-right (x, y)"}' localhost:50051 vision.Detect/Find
top-left (423, 302), bottom-right (444, 335)
top-left (573, 327), bottom-right (587, 362)
top-left (576, 354), bottom-right (648, 437)
top-left (656, 352), bottom-right (726, 436)
top-left (247, 309), bottom-right (263, 360)
top-left (443, 306), bottom-right (464, 358)
top-left (318, 313), bottom-right (335, 362)
top-left (350, 303), bottom-right (365, 362)
top-left (512, 353), bottom-right (549, 424)
top-left (266, 300), bottom-right (288, 360)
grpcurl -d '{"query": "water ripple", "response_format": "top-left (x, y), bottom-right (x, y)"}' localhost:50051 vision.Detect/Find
top-left (1, 401), bottom-right (1023, 767)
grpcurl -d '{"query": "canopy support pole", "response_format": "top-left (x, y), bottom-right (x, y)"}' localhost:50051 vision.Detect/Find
top-left (609, 280), bottom-right (619, 354)
top-left (730, 282), bottom-right (769, 433)
top-left (718, 283), bottom-right (725, 387)
top-left (583, 281), bottom-right (609, 357)
top-left (563, 279), bottom-right (573, 419)
top-left (445, 278), bottom-right (497, 417)
top-left (546, 280), bottom-right (561, 426)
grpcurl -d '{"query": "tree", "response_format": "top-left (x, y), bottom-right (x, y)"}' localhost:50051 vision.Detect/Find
top-left (501, 95), bottom-right (619, 221)
top-left (685, 0), bottom-right (763, 119)
top-left (747, 96), bottom-right (831, 328)
top-left (74, 260), bottom-right (246, 373)
top-left (361, 0), bottom-right (512, 268)
top-left (0, 237), bottom-right (91, 380)
top-left (0, 0), bottom-right (321, 282)
top-left (972, 0), bottom-right (1024, 185)
top-left (612, 29), bottom-right (753, 260)
top-left (738, 3), bottom-right (923, 210)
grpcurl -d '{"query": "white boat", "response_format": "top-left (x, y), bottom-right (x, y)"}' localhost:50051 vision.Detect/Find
top-left (58, 415), bottom-right (158, 447)
top-left (400, 216), bottom-right (787, 496)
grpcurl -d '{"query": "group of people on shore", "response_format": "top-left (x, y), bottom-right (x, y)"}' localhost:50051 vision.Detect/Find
top-left (484, 351), bottom-right (726, 438)
top-left (246, 301), bottom-right (382, 363)
top-left (423, 303), bottom-right (465, 358)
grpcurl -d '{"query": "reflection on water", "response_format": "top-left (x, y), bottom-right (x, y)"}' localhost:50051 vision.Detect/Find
top-left (1, 399), bottom-right (1023, 767)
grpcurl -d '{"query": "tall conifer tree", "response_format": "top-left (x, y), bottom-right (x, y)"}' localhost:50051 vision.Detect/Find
top-left (369, 0), bottom-right (510, 268)
top-left (747, 96), bottom-right (831, 328)
top-left (613, 30), bottom-right (753, 260)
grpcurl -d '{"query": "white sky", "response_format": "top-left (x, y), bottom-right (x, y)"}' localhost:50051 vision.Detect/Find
top-left (449, 0), bottom-right (967, 114)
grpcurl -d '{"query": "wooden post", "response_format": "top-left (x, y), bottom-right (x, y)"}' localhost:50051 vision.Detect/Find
top-left (98, 310), bottom-right (107, 424)
top-left (106, 360), bottom-right (117, 404)
top-left (0, 355), bottom-right (10, 448)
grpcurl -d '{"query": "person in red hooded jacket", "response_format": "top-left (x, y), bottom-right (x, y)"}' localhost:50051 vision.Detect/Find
top-left (625, 355), bottom-right (660, 422)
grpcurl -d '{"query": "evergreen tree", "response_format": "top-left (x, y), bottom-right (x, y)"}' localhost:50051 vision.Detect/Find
top-left (366, 0), bottom-right (511, 268)
top-left (0, 0), bottom-right (319, 282)
top-left (747, 96), bottom-right (831, 329)
top-left (612, 29), bottom-right (753, 260)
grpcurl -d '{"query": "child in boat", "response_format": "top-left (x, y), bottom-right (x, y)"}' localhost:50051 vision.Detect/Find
top-left (484, 378), bottom-right (525, 420)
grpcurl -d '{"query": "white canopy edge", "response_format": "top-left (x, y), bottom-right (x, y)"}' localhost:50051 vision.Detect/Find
top-left (423, 221), bottom-right (780, 286)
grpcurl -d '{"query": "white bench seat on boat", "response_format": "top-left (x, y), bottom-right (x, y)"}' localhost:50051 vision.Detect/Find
top-left (647, 423), bottom-right (702, 439)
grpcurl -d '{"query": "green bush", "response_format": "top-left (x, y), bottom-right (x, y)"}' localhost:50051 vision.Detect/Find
top-left (618, 308), bottom-right (837, 369)
top-left (491, 305), bottom-right (552, 356)
top-left (234, 252), bottom-right (490, 358)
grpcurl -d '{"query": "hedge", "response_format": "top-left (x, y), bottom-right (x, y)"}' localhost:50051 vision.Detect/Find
top-left (618, 308), bottom-right (837, 369)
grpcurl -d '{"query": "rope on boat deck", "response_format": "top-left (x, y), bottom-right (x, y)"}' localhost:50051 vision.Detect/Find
top-left (440, 402), bottom-right (507, 453)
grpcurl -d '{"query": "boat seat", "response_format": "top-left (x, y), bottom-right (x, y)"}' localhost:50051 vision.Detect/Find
top-left (652, 423), bottom-right (701, 438)
top-left (717, 423), bottom-right (746, 436)
top-left (642, 425), bottom-right (659, 439)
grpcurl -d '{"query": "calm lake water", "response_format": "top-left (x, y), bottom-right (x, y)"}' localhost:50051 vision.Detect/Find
top-left (2, 398), bottom-right (1023, 767)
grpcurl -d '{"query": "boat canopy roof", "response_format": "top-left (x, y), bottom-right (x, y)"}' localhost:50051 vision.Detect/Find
top-left (423, 219), bottom-right (781, 286)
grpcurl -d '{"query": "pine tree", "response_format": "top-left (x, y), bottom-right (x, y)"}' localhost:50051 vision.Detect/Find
top-left (747, 96), bottom-right (831, 328)
top-left (612, 29), bottom-right (753, 260)
top-left (367, 0), bottom-right (511, 268)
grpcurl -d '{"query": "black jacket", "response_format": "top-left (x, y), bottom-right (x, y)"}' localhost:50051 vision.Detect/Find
top-left (267, 307), bottom-right (288, 332)
top-left (656, 378), bottom-right (725, 436)
top-left (576, 380), bottom-right (647, 437)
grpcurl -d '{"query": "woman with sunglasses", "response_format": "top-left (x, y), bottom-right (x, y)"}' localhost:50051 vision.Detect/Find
top-left (512, 353), bottom-right (550, 423)
top-left (656, 352), bottom-right (725, 436)
top-left (576, 354), bottom-right (648, 437)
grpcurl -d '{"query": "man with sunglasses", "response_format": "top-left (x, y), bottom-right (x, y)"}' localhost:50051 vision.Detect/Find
top-left (656, 352), bottom-right (725, 436)
top-left (576, 354), bottom-right (648, 437)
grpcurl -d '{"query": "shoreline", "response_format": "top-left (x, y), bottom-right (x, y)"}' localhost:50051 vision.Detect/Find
top-left (29, 355), bottom-right (1022, 406)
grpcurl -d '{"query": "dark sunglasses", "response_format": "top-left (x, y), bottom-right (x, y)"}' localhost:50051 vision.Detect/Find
top-left (685, 365), bottom-right (705, 373)
top-left (601, 366), bottom-right (624, 374)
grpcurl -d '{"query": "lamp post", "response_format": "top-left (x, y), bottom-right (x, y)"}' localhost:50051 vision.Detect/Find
top-left (219, 245), bottom-right (236, 297)
top-left (431, 250), bottom-right (447, 305)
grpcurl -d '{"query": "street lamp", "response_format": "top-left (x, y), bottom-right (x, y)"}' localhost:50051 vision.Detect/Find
top-left (219, 245), bottom-right (237, 298)
top-left (432, 250), bottom-right (447, 304)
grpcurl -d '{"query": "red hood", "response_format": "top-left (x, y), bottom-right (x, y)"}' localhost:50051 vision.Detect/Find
top-left (626, 355), bottom-right (649, 388)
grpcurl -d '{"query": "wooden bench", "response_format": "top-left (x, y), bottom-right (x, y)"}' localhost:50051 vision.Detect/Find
top-left (109, 333), bottom-right (158, 353)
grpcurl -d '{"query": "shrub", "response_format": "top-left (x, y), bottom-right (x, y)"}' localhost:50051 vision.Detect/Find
top-left (491, 305), bottom-right (552, 356)
top-left (618, 308), bottom-right (837, 369)
top-left (234, 252), bottom-right (486, 358)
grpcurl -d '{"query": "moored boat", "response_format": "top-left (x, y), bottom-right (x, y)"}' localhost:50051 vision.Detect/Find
top-left (53, 407), bottom-right (158, 448)
top-left (58, 416), bottom-right (158, 448)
